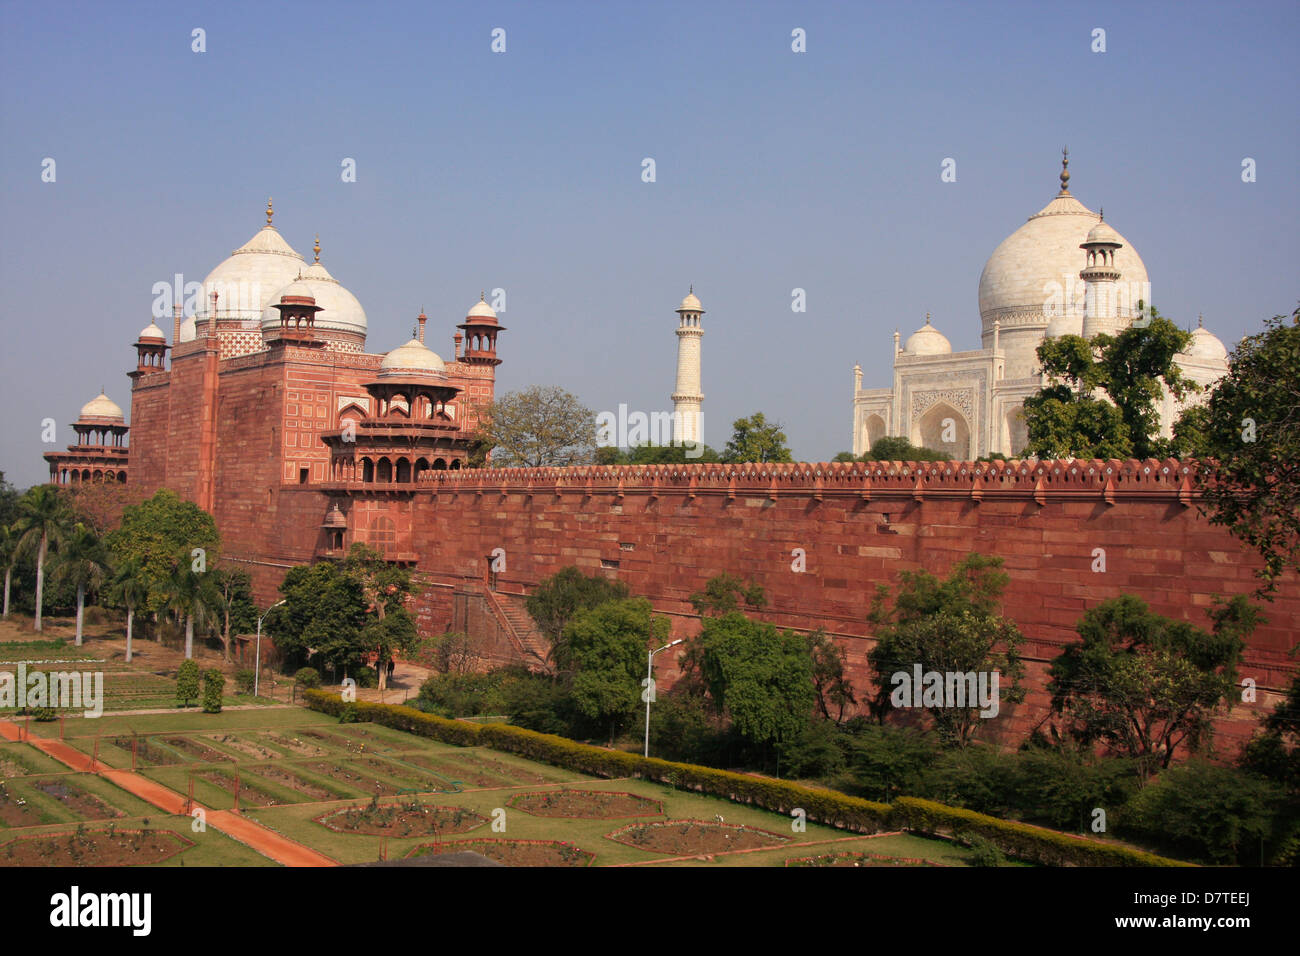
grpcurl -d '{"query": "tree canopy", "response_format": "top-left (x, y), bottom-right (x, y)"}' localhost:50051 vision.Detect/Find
top-left (1022, 305), bottom-right (1195, 460)
top-left (1175, 306), bottom-right (1300, 596)
top-left (524, 565), bottom-right (630, 673)
top-left (473, 385), bottom-right (598, 468)
top-left (1048, 594), bottom-right (1255, 771)
top-left (105, 490), bottom-right (220, 615)
top-left (721, 413), bottom-right (793, 463)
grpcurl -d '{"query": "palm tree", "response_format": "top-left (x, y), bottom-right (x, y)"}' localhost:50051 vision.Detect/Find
top-left (163, 556), bottom-right (219, 659)
top-left (12, 486), bottom-right (73, 631)
top-left (109, 556), bottom-right (148, 662)
top-left (51, 523), bottom-right (110, 646)
top-left (0, 524), bottom-right (17, 618)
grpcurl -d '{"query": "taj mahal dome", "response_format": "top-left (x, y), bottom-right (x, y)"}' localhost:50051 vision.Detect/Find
top-left (851, 152), bottom-right (1230, 458)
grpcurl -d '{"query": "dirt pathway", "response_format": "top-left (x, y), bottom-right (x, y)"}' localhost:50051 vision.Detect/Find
top-left (0, 718), bottom-right (338, 867)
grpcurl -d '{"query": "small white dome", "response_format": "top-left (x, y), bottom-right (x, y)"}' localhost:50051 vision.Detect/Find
top-left (260, 259), bottom-right (367, 340)
top-left (379, 338), bottom-right (446, 376)
top-left (467, 297), bottom-right (497, 320)
top-left (1180, 323), bottom-right (1228, 363)
top-left (677, 291), bottom-right (703, 313)
top-left (904, 317), bottom-right (952, 355)
top-left (1084, 219), bottom-right (1123, 245)
top-left (200, 224), bottom-right (306, 323)
top-left (138, 321), bottom-right (166, 341)
top-left (79, 392), bottom-right (124, 422)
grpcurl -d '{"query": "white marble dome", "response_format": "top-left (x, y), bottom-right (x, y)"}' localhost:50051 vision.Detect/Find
top-left (467, 297), bottom-right (497, 320)
top-left (905, 316), bottom-right (952, 355)
top-left (182, 224), bottom-right (306, 341)
top-left (978, 194), bottom-right (1149, 327)
top-left (138, 321), bottom-right (166, 340)
top-left (1084, 219), bottom-right (1123, 245)
top-left (379, 338), bottom-right (446, 376)
top-left (259, 260), bottom-right (368, 340)
top-left (1181, 323), bottom-right (1229, 363)
top-left (677, 291), bottom-right (703, 312)
top-left (1045, 312), bottom-right (1084, 338)
top-left (79, 392), bottom-right (124, 422)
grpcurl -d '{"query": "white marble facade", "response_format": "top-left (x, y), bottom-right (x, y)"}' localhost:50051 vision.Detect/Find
top-left (852, 156), bottom-right (1228, 459)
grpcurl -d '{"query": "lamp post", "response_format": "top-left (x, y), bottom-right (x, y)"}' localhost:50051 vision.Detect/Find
top-left (254, 600), bottom-right (285, 698)
top-left (644, 638), bottom-right (684, 758)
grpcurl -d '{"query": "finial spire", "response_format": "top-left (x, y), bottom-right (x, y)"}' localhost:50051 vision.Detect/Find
top-left (1198, 313), bottom-right (1204, 328)
top-left (1099, 207), bottom-right (1104, 221)
top-left (925, 311), bottom-right (931, 324)
top-left (480, 290), bottom-right (485, 301)
top-left (313, 235), bottom-right (320, 262)
top-left (412, 323), bottom-right (418, 339)
top-left (266, 197), bottom-right (274, 226)
top-left (689, 283), bottom-right (693, 294)
top-left (1059, 147), bottom-right (1070, 194)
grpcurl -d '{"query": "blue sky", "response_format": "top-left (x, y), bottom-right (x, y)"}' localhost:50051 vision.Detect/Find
top-left (2, 0), bottom-right (1296, 487)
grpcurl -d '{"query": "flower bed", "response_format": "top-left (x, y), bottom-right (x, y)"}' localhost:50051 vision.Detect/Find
top-left (606, 819), bottom-right (788, 855)
top-left (509, 788), bottom-right (663, 819)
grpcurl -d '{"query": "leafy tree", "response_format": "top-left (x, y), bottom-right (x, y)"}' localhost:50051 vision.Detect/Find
top-left (269, 560), bottom-right (368, 674)
top-left (0, 524), bottom-right (17, 619)
top-left (558, 598), bottom-right (668, 744)
top-left (108, 557), bottom-right (148, 662)
top-left (524, 566), bottom-right (630, 673)
top-left (162, 553), bottom-right (221, 659)
top-left (866, 553), bottom-right (1026, 746)
top-left (688, 574), bottom-right (767, 617)
top-left (208, 567), bottom-right (257, 662)
top-left (13, 489), bottom-right (76, 632)
top-left (473, 385), bottom-right (598, 468)
top-left (1176, 306), bottom-right (1300, 596)
top-left (50, 522), bottom-right (109, 647)
top-left (428, 631), bottom-right (485, 676)
top-left (861, 436), bottom-right (948, 462)
top-left (807, 628), bottom-right (857, 724)
top-left (692, 612), bottom-right (815, 771)
top-left (175, 659), bottom-right (200, 707)
top-left (831, 451), bottom-right (857, 463)
top-left (1022, 305), bottom-right (1196, 460)
top-left (202, 669), bottom-right (225, 714)
top-left (1241, 661), bottom-right (1300, 795)
top-left (1047, 594), bottom-right (1255, 771)
top-left (105, 490), bottom-right (220, 617)
top-left (722, 412), bottom-right (793, 463)
top-left (343, 543), bottom-right (412, 689)
top-left (12, 485), bottom-right (75, 631)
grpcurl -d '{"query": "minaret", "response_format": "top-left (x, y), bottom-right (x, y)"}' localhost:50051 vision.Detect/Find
top-left (672, 287), bottom-right (704, 446)
top-left (1079, 209), bottom-right (1125, 339)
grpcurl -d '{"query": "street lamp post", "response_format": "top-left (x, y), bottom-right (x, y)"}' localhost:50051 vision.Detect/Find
top-left (254, 600), bottom-right (286, 698)
top-left (644, 638), bottom-right (684, 758)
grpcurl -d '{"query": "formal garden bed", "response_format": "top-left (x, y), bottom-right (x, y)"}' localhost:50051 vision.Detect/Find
top-left (203, 733), bottom-right (284, 761)
top-left (196, 769), bottom-right (285, 808)
top-left (607, 820), bottom-right (789, 855)
top-left (249, 765), bottom-right (344, 802)
top-left (162, 736), bottom-right (235, 763)
top-left (294, 760), bottom-right (407, 796)
top-left (259, 732), bottom-right (330, 757)
top-left (315, 797), bottom-right (486, 836)
top-left (0, 781), bottom-right (47, 827)
top-left (33, 780), bottom-right (124, 820)
top-left (406, 838), bottom-right (594, 867)
top-left (110, 735), bottom-right (183, 766)
top-left (0, 826), bottom-right (192, 866)
top-left (509, 789), bottom-right (663, 819)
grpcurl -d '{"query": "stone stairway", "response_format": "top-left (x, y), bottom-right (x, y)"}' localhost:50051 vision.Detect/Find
top-left (488, 590), bottom-right (552, 670)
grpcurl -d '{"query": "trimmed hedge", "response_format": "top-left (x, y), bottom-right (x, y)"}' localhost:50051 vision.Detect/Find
top-left (302, 690), bottom-right (1190, 865)
top-left (891, 797), bottom-right (1191, 867)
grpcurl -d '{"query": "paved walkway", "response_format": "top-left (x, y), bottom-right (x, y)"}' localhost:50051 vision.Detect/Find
top-left (0, 719), bottom-right (337, 867)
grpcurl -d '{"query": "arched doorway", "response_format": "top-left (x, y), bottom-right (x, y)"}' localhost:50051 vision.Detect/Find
top-left (914, 402), bottom-right (971, 459)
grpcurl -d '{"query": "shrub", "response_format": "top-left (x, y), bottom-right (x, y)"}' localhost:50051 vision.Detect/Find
top-left (1119, 760), bottom-right (1281, 865)
top-left (31, 707), bottom-right (56, 722)
top-left (339, 703), bottom-right (359, 724)
top-left (234, 669), bottom-right (256, 695)
top-left (962, 834), bottom-right (1007, 867)
top-left (351, 665), bottom-right (378, 689)
top-left (294, 667), bottom-right (321, 689)
top-left (202, 669), bottom-right (225, 714)
top-left (175, 660), bottom-right (200, 707)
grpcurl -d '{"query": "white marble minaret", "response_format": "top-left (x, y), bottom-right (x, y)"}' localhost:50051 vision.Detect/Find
top-left (1079, 212), bottom-right (1126, 340)
top-left (672, 288), bottom-right (704, 445)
